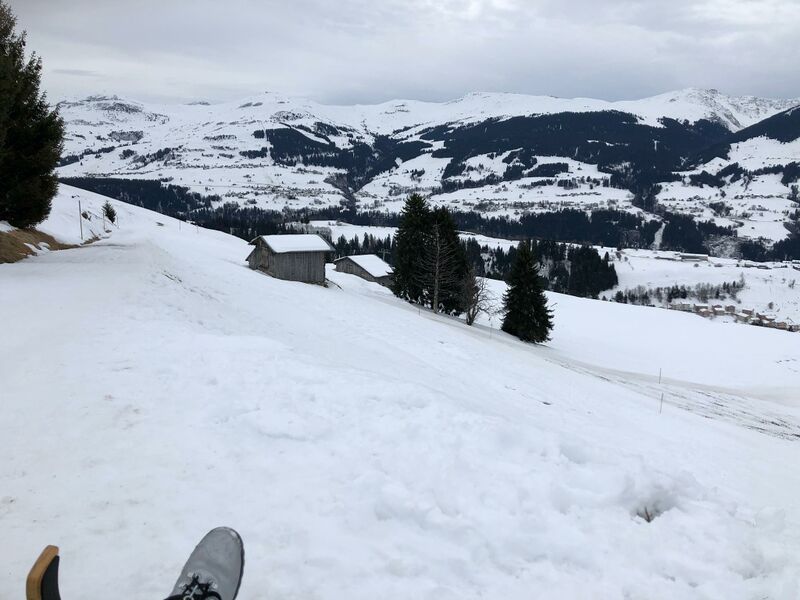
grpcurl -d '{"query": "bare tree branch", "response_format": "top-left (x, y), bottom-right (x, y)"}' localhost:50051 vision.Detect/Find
top-left (462, 265), bottom-right (492, 325)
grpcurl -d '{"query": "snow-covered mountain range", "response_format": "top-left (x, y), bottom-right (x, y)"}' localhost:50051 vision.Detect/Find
top-left (56, 88), bottom-right (800, 243)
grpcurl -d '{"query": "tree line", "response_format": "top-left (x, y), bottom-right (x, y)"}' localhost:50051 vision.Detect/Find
top-left (391, 194), bottom-right (553, 343)
top-left (333, 224), bottom-right (617, 300)
top-left (481, 241), bottom-right (618, 298)
top-left (64, 175), bottom-right (789, 260)
top-left (611, 280), bottom-right (744, 306)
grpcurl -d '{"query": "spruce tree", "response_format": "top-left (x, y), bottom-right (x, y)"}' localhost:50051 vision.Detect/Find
top-left (502, 240), bottom-right (553, 343)
top-left (419, 207), bottom-right (467, 314)
top-left (392, 193), bottom-right (430, 304)
top-left (102, 200), bottom-right (117, 224)
top-left (0, 2), bottom-right (64, 228)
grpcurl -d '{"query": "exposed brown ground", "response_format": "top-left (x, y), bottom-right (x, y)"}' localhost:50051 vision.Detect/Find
top-left (0, 229), bottom-right (77, 264)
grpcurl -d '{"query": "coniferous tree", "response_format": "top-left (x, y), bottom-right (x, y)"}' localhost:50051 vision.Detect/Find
top-left (102, 200), bottom-right (116, 224)
top-left (0, 2), bottom-right (64, 228)
top-left (392, 193), bottom-right (430, 304)
top-left (417, 207), bottom-right (467, 313)
top-left (502, 240), bottom-right (553, 343)
top-left (393, 196), bottom-right (468, 314)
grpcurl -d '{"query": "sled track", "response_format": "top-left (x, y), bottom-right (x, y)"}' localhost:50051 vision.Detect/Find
top-left (553, 359), bottom-right (800, 442)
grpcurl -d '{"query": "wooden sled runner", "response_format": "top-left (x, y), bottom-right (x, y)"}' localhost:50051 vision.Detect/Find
top-left (26, 546), bottom-right (61, 600)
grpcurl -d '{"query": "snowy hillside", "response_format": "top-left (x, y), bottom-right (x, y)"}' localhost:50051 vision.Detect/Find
top-left (2, 186), bottom-right (800, 599)
top-left (55, 89), bottom-right (800, 245)
top-left (320, 220), bottom-right (800, 324)
top-left (656, 106), bottom-right (800, 243)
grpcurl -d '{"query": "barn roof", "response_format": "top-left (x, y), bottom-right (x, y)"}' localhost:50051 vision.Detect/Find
top-left (251, 234), bottom-right (334, 254)
top-left (336, 254), bottom-right (393, 278)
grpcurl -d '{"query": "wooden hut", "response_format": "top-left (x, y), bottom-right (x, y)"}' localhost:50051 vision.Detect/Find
top-left (334, 254), bottom-right (393, 286)
top-left (247, 234), bottom-right (334, 284)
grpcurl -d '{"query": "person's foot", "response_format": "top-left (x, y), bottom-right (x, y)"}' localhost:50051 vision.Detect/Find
top-left (166, 528), bottom-right (244, 600)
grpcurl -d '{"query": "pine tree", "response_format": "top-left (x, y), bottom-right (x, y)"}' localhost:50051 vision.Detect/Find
top-left (102, 200), bottom-right (117, 224)
top-left (417, 207), bottom-right (467, 313)
top-left (392, 193), bottom-right (430, 304)
top-left (0, 2), bottom-right (64, 228)
top-left (502, 240), bottom-right (553, 343)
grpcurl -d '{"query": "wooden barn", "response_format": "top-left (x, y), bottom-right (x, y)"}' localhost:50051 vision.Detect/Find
top-left (247, 234), bottom-right (334, 284)
top-left (334, 254), bottom-right (393, 286)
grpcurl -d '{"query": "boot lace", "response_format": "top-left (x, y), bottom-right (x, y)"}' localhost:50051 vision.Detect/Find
top-left (165, 574), bottom-right (222, 600)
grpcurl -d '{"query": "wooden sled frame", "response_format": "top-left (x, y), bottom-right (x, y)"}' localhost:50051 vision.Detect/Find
top-left (26, 545), bottom-right (60, 600)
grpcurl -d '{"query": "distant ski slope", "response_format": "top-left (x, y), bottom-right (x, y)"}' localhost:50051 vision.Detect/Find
top-left (2, 185), bottom-right (800, 599)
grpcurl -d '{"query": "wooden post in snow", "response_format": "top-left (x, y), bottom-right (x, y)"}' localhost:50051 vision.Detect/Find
top-left (78, 200), bottom-right (83, 241)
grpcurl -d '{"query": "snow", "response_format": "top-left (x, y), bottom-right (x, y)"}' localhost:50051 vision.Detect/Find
top-left (322, 222), bottom-right (800, 323)
top-left (480, 279), bottom-right (799, 402)
top-left (725, 136), bottom-right (800, 171)
top-left (37, 190), bottom-right (120, 245)
top-left (340, 254), bottom-right (393, 278)
top-left (54, 88), bottom-right (800, 224)
top-left (656, 174), bottom-right (797, 244)
top-left (258, 233), bottom-right (333, 253)
top-left (313, 220), bottom-right (397, 242)
top-left (2, 185), bottom-right (800, 599)
top-left (0, 220), bottom-right (15, 232)
top-left (608, 248), bottom-right (800, 324)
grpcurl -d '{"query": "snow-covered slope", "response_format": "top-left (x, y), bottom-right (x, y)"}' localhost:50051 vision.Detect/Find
top-left (55, 89), bottom-right (800, 245)
top-left (653, 106), bottom-right (800, 232)
top-left (632, 88), bottom-right (800, 131)
top-left (321, 220), bottom-right (800, 324)
top-left (2, 186), bottom-right (800, 599)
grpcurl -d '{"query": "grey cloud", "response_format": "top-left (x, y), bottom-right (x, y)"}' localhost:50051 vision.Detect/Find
top-left (52, 68), bottom-right (101, 78)
top-left (8, 0), bottom-right (800, 104)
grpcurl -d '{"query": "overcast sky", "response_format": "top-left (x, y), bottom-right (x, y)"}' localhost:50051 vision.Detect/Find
top-left (11, 0), bottom-right (800, 105)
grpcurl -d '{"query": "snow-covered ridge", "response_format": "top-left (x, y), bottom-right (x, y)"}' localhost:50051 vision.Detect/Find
top-left (58, 87), bottom-right (800, 134)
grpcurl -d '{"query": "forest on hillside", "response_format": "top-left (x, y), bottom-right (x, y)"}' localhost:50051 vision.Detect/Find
top-left (60, 176), bottom-right (800, 261)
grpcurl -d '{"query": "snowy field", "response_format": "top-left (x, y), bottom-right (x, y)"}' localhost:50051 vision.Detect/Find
top-left (609, 248), bottom-right (800, 323)
top-left (2, 186), bottom-right (800, 599)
